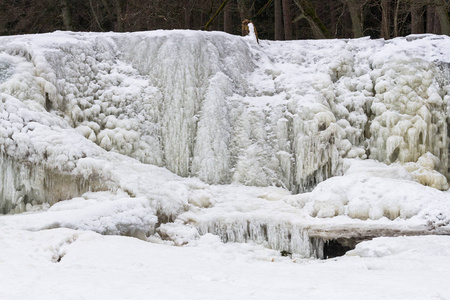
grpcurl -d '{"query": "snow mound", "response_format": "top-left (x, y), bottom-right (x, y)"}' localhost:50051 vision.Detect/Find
top-left (347, 235), bottom-right (450, 258)
top-left (303, 159), bottom-right (448, 220)
top-left (0, 190), bottom-right (157, 238)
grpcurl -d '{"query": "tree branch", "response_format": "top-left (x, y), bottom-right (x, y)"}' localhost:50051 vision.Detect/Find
top-left (205, 0), bottom-right (231, 30)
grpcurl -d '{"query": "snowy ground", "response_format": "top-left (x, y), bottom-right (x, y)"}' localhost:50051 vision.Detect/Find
top-left (2, 228), bottom-right (450, 300)
top-left (1, 30), bottom-right (450, 299)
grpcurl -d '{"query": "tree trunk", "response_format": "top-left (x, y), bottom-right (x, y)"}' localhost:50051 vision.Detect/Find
top-left (435, 0), bottom-right (450, 35)
top-left (224, 0), bottom-right (233, 33)
top-left (426, 3), bottom-right (435, 34)
top-left (0, 2), bottom-right (7, 35)
top-left (282, 0), bottom-right (292, 40)
top-left (381, 0), bottom-right (390, 39)
top-left (185, 8), bottom-right (192, 29)
top-left (393, 0), bottom-right (400, 37)
top-left (411, 2), bottom-right (424, 34)
top-left (328, 0), bottom-right (337, 38)
top-left (237, 0), bottom-right (251, 20)
top-left (90, 0), bottom-right (104, 31)
top-left (60, 0), bottom-right (74, 31)
top-left (100, 0), bottom-right (114, 30)
top-left (184, 0), bottom-right (197, 29)
top-left (275, 0), bottom-right (283, 40)
top-left (0, 20), bottom-right (4, 35)
top-left (113, 0), bottom-right (124, 32)
top-left (345, 0), bottom-right (364, 38)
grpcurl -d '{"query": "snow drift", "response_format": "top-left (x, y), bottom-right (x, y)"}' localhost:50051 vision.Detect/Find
top-left (1, 30), bottom-right (450, 257)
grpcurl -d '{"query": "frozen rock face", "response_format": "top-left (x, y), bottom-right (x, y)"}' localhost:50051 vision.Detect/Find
top-left (0, 31), bottom-right (450, 216)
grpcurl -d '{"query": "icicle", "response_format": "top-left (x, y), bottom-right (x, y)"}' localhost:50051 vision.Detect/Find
top-left (195, 217), bottom-right (324, 258)
top-left (0, 153), bottom-right (107, 214)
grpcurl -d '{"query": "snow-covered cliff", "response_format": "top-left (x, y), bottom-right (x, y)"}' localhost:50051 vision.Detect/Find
top-left (1, 31), bottom-right (450, 257)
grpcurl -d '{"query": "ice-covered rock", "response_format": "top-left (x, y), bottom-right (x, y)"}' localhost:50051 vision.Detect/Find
top-left (404, 152), bottom-right (449, 190)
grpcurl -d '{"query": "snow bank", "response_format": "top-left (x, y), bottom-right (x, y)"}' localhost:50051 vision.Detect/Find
top-left (1, 228), bottom-right (450, 300)
top-left (300, 159), bottom-right (450, 222)
top-left (347, 235), bottom-right (450, 258)
top-left (0, 190), bottom-right (157, 237)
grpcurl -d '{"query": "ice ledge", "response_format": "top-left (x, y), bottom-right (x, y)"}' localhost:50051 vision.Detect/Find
top-left (0, 153), bottom-right (108, 214)
top-left (177, 212), bottom-right (450, 259)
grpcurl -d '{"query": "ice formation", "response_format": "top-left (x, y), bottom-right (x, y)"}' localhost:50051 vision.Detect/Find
top-left (1, 31), bottom-right (450, 257)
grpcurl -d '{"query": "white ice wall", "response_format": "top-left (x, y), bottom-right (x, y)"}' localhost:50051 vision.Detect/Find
top-left (369, 47), bottom-right (448, 176)
top-left (1, 32), bottom-right (450, 215)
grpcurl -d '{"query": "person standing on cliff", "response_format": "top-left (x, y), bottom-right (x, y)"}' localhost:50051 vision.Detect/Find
top-left (242, 19), bottom-right (259, 44)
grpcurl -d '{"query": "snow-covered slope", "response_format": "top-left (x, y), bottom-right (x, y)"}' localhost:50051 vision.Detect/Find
top-left (1, 30), bottom-right (450, 259)
top-left (2, 229), bottom-right (450, 300)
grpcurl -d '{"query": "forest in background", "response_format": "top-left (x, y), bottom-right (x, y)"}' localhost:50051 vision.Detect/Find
top-left (0, 0), bottom-right (449, 39)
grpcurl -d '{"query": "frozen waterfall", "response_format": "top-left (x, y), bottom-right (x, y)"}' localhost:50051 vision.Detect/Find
top-left (1, 31), bottom-right (450, 257)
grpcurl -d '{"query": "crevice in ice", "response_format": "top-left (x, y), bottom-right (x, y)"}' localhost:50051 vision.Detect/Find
top-left (0, 61), bottom-right (14, 84)
top-left (323, 238), bottom-right (358, 259)
top-left (389, 147), bottom-right (399, 162)
top-left (45, 92), bottom-right (53, 111)
top-left (48, 233), bottom-right (78, 263)
top-left (189, 211), bottom-right (450, 258)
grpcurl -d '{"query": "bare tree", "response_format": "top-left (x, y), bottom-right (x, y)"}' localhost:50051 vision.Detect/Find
top-left (410, 1), bottom-right (424, 34)
top-left (236, 0), bottom-right (253, 20)
top-left (60, 0), bottom-right (74, 31)
top-left (426, 2), bottom-right (436, 33)
top-left (282, 0), bottom-right (293, 39)
top-left (1, 0), bottom-right (449, 39)
top-left (393, 0), bottom-right (401, 36)
top-left (328, 0), bottom-right (338, 37)
top-left (112, 0), bottom-right (124, 32)
top-left (205, 0), bottom-right (231, 30)
top-left (293, 0), bottom-right (331, 39)
top-left (224, 0), bottom-right (234, 33)
top-left (341, 0), bottom-right (365, 38)
top-left (274, 0), bottom-right (283, 39)
top-left (0, 1), bottom-right (7, 35)
top-left (381, 0), bottom-right (390, 38)
top-left (435, 0), bottom-right (450, 35)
